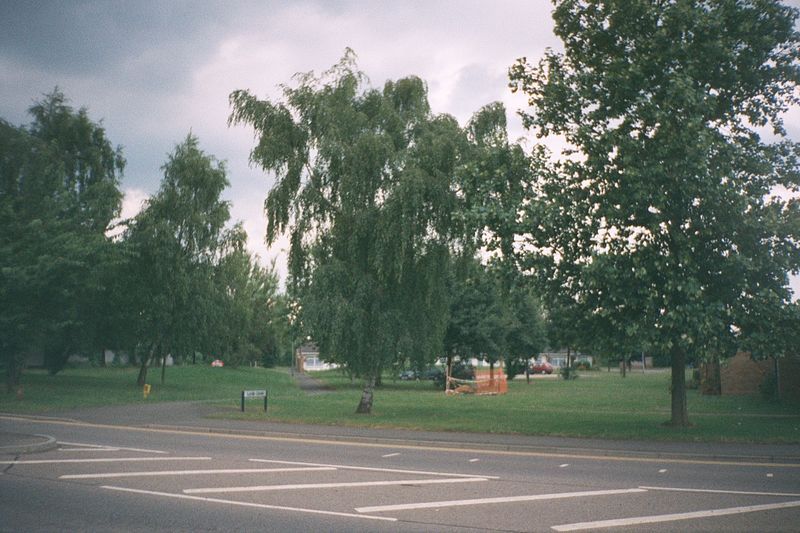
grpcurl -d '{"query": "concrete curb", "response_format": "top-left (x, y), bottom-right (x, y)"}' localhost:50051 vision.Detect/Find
top-left (144, 423), bottom-right (800, 464)
top-left (0, 433), bottom-right (58, 455)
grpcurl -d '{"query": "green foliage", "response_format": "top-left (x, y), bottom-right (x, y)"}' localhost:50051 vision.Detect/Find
top-left (560, 365), bottom-right (579, 380)
top-left (444, 256), bottom-right (546, 372)
top-left (0, 90), bottom-right (124, 388)
top-left (510, 0), bottom-right (800, 426)
top-left (124, 134), bottom-right (233, 382)
top-left (230, 51), bottom-right (464, 413)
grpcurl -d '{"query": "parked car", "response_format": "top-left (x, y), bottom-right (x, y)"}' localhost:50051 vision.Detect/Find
top-left (211, 359), bottom-right (224, 367)
top-left (399, 370), bottom-right (418, 380)
top-left (530, 360), bottom-right (553, 374)
top-left (422, 367), bottom-right (444, 380)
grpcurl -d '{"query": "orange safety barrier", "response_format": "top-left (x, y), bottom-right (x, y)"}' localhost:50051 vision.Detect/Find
top-left (446, 368), bottom-right (507, 395)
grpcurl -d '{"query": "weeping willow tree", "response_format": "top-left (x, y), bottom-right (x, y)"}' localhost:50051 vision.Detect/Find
top-left (230, 52), bottom-right (465, 413)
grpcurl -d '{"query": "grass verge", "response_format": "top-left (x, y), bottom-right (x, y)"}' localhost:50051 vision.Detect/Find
top-left (2, 365), bottom-right (798, 443)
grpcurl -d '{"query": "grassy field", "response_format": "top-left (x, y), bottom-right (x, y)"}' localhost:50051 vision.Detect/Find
top-left (3, 365), bottom-right (799, 443)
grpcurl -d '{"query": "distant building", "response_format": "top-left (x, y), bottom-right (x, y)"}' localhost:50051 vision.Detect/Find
top-left (538, 350), bottom-right (594, 369)
top-left (295, 343), bottom-right (338, 372)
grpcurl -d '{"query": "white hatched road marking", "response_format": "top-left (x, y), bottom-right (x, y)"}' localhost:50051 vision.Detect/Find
top-left (184, 477), bottom-right (488, 494)
top-left (60, 467), bottom-right (336, 479)
top-left (249, 458), bottom-right (498, 479)
top-left (58, 441), bottom-right (167, 454)
top-left (101, 485), bottom-right (396, 522)
top-left (551, 500), bottom-right (800, 531)
top-left (0, 457), bottom-right (211, 465)
top-left (355, 488), bottom-right (646, 514)
top-left (640, 485), bottom-right (800, 498)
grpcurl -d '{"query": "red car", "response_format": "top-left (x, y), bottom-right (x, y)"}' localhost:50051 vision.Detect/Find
top-left (530, 360), bottom-right (553, 374)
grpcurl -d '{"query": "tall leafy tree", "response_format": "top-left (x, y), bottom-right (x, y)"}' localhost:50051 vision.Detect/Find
top-left (1, 91), bottom-right (123, 388)
top-left (124, 134), bottom-right (230, 385)
top-left (230, 52), bottom-right (463, 413)
top-left (212, 228), bottom-right (283, 367)
top-left (510, 0), bottom-right (800, 425)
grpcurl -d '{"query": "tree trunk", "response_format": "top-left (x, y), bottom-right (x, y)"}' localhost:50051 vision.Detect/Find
top-left (668, 345), bottom-right (690, 426)
top-left (136, 343), bottom-right (155, 386)
top-left (621, 355), bottom-right (627, 378)
top-left (160, 347), bottom-right (167, 385)
top-left (355, 375), bottom-right (376, 414)
top-left (5, 355), bottom-right (22, 394)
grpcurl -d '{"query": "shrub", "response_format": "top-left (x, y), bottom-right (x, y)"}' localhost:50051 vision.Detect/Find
top-left (560, 366), bottom-right (578, 380)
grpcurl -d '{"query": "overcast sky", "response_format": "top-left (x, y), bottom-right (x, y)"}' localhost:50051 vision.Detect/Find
top-left (2, 0), bottom-right (798, 295)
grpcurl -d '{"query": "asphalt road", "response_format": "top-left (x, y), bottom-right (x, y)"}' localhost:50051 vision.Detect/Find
top-left (2, 411), bottom-right (800, 532)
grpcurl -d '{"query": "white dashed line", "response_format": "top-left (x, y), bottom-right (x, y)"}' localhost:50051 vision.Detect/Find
top-left (249, 458), bottom-right (498, 479)
top-left (355, 488), bottom-right (646, 513)
top-left (559, 464), bottom-right (570, 468)
top-left (0, 457), bottom-right (210, 465)
top-left (552, 500), bottom-right (800, 531)
top-left (382, 453), bottom-right (400, 458)
top-left (60, 447), bottom-right (121, 452)
top-left (102, 486), bottom-right (396, 522)
top-left (469, 458), bottom-right (480, 463)
top-left (640, 486), bottom-right (800, 498)
top-left (184, 477), bottom-right (488, 494)
top-left (658, 469), bottom-right (668, 473)
top-left (58, 441), bottom-right (167, 454)
top-left (60, 467), bottom-right (336, 479)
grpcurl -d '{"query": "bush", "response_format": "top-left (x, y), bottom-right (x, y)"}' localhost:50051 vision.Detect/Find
top-left (433, 361), bottom-right (474, 389)
top-left (560, 366), bottom-right (578, 380)
top-left (506, 357), bottom-right (528, 380)
top-left (574, 360), bottom-right (592, 371)
top-left (760, 372), bottom-right (779, 402)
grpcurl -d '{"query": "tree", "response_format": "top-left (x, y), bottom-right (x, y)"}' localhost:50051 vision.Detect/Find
top-left (1, 91), bottom-right (124, 389)
top-left (124, 134), bottom-right (231, 385)
top-left (230, 51), bottom-right (463, 413)
top-left (213, 230), bottom-right (283, 367)
top-left (510, 0), bottom-right (800, 426)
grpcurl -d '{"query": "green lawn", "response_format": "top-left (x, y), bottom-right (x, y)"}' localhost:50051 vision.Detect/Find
top-left (3, 365), bottom-right (799, 443)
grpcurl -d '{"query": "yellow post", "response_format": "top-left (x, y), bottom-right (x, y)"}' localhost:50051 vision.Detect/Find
top-left (143, 384), bottom-right (151, 399)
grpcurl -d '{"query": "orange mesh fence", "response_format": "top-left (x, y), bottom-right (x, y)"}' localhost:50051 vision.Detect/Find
top-left (446, 368), bottom-right (507, 395)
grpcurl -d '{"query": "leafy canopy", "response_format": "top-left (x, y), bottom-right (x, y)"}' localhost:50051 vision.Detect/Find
top-left (230, 52), bottom-right (465, 411)
top-left (510, 0), bottom-right (800, 424)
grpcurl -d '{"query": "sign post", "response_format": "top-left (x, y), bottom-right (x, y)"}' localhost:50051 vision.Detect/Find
top-left (241, 389), bottom-right (267, 412)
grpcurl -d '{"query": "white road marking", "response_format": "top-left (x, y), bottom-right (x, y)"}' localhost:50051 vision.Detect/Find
top-left (767, 473), bottom-right (774, 478)
top-left (355, 488), bottom-right (646, 514)
top-left (551, 500), bottom-right (800, 531)
top-left (640, 486), bottom-right (800, 498)
top-left (0, 457), bottom-right (211, 465)
top-left (249, 458), bottom-right (499, 479)
top-left (469, 459), bottom-right (480, 463)
top-left (184, 477), bottom-right (488, 494)
top-left (5, 415), bottom-right (798, 468)
top-left (101, 485), bottom-right (396, 522)
top-left (58, 441), bottom-right (167, 454)
top-left (658, 469), bottom-right (668, 473)
top-left (60, 467), bottom-right (336, 479)
top-left (60, 447), bottom-right (121, 452)
top-left (382, 453), bottom-right (400, 458)
top-left (559, 464), bottom-right (570, 468)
